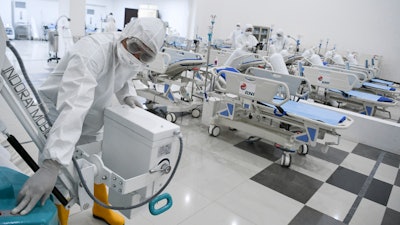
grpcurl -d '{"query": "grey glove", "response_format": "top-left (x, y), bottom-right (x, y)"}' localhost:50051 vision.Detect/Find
top-left (124, 96), bottom-right (143, 108)
top-left (11, 159), bottom-right (60, 215)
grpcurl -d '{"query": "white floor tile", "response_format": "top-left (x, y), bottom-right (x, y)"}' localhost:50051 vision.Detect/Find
top-left (173, 150), bottom-right (250, 201)
top-left (340, 153), bottom-right (376, 176)
top-left (374, 163), bottom-right (398, 184)
top-left (306, 183), bottom-right (357, 221)
top-left (139, 182), bottom-right (211, 225)
top-left (318, 137), bottom-right (357, 153)
top-left (387, 185), bottom-right (400, 212)
top-left (290, 154), bottom-right (338, 182)
top-left (348, 198), bottom-right (385, 225)
top-left (217, 180), bottom-right (303, 225)
top-left (179, 203), bottom-right (256, 225)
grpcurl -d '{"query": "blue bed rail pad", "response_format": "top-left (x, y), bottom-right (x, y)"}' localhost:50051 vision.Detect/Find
top-left (261, 100), bottom-right (347, 125)
top-left (216, 67), bottom-right (240, 79)
top-left (363, 82), bottom-right (396, 91)
top-left (330, 89), bottom-right (394, 102)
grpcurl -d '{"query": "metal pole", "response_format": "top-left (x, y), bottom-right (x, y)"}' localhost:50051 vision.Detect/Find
top-left (203, 15), bottom-right (216, 101)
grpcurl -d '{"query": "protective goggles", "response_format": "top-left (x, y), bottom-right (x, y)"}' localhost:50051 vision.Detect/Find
top-left (126, 37), bottom-right (156, 63)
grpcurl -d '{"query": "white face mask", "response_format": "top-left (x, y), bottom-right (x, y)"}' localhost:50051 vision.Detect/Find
top-left (245, 31), bottom-right (252, 36)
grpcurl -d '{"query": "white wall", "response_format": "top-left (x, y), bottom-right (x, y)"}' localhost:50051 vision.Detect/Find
top-left (3, 0), bottom-right (398, 83)
top-left (192, 0), bottom-right (400, 83)
top-left (112, 0), bottom-right (190, 35)
top-left (0, 1), bottom-right (13, 26)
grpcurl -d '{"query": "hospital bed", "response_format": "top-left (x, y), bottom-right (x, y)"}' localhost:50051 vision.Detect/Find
top-left (302, 66), bottom-right (398, 118)
top-left (133, 47), bottom-right (207, 122)
top-left (203, 68), bottom-right (353, 167)
top-left (207, 48), bottom-right (234, 66)
top-left (319, 52), bottom-right (400, 99)
top-left (224, 51), bottom-right (267, 72)
top-left (329, 64), bottom-right (399, 99)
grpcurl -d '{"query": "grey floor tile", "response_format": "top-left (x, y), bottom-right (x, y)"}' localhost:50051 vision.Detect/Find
top-left (395, 170), bottom-right (400, 187)
top-left (352, 143), bottom-right (383, 160)
top-left (235, 140), bottom-right (281, 162)
top-left (365, 179), bottom-right (393, 206)
top-left (381, 208), bottom-right (400, 225)
top-left (289, 206), bottom-right (346, 225)
top-left (251, 163), bottom-right (323, 204)
top-left (326, 166), bottom-right (367, 194)
top-left (308, 143), bottom-right (349, 165)
top-left (382, 152), bottom-right (400, 168)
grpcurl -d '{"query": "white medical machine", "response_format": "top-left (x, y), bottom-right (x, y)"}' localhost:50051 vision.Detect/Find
top-left (0, 16), bottom-right (182, 219)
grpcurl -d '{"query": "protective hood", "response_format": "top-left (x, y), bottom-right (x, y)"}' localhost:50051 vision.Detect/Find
top-left (120, 17), bottom-right (166, 55)
top-left (244, 24), bottom-right (253, 33)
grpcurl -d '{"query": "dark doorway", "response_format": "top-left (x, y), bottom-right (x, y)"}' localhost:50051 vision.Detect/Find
top-left (124, 8), bottom-right (138, 26)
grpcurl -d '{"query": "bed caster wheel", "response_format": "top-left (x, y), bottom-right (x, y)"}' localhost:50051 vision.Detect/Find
top-left (191, 108), bottom-right (201, 118)
top-left (208, 125), bottom-right (220, 137)
top-left (166, 113), bottom-right (177, 123)
top-left (297, 144), bottom-right (309, 155)
top-left (280, 154), bottom-right (291, 167)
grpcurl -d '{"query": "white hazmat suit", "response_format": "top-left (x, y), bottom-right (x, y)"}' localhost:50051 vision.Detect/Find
top-left (272, 28), bottom-right (288, 52)
top-left (229, 23), bottom-right (242, 49)
top-left (12, 17), bottom-right (166, 216)
top-left (224, 24), bottom-right (258, 67)
top-left (103, 13), bottom-right (117, 32)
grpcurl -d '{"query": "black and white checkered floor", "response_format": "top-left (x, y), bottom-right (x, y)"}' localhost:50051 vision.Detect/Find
top-left (236, 139), bottom-right (400, 225)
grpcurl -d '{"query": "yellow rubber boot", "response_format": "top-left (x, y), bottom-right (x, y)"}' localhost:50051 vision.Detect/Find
top-left (92, 183), bottom-right (125, 225)
top-left (56, 204), bottom-right (70, 225)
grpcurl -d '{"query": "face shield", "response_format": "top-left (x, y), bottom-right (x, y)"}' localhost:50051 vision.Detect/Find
top-left (119, 18), bottom-right (166, 64)
top-left (126, 37), bottom-right (156, 63)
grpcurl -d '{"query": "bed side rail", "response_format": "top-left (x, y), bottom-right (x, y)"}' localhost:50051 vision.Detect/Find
top-left (303, 66), bottom-right (358, 92)
top-left (245, 67), bottom-right (311, 99)
top-left (224, 70), bottom-right (290, 107)
top-left (145, 52), bottom-right (171, 74)
top-left (161, 47), bottom-right (205, 64)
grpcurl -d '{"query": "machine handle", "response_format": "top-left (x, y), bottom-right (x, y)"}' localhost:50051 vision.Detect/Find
top-left (148, 193), bottom-right (173, 216)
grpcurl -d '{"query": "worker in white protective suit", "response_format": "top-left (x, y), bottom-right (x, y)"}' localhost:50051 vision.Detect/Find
top-left (224, 24), bottom-right (258, 68)
top-left (104, 12), bottom-right (117, 32)
top-left (11, 17), bottom-right (166, 225)
top-left (272, 28), bottom-right (288, 52)
top-left (228, 23), bottom-right (242, 49)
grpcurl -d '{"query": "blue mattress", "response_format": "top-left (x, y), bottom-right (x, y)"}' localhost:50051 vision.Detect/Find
top-left (363, 82), bottom-right (396, 91)
top-left (261, 100), bottom-right (347, 126)
top-left (330, 89), bottom-right (393, 102)
top-left (370, 78), bottom-right (394, 86)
